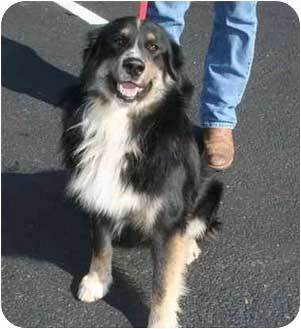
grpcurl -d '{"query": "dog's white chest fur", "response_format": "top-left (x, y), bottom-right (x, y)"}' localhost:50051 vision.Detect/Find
top-left (67, 100), bottom-right (161, 233)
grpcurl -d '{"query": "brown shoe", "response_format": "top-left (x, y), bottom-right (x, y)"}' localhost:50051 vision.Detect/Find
top-left (203, 128), bottom-right (235, 170)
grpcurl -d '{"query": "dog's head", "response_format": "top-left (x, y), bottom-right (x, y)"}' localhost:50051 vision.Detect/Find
top-left (81, 17), bottom-right (187, 104)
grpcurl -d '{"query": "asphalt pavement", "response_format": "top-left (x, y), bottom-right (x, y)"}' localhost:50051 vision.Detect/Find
top-left (1, 2), bottom-right (300, 327)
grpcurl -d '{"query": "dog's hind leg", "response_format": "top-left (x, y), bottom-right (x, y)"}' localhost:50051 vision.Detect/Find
top-left (148, 231), bottom-right (189, 328)
top-left (184, 218), bottom-right (207, 266)
top-left (78, 218), bottom-right (113, 303)
top-left (186, 238), bottom-right (202, 266)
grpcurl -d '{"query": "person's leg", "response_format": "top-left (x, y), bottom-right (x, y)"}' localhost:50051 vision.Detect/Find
top-left (200, 2), bottom-right (258, 129)
top-left (201, 2), bottom-right (258, 169)
top-left (147, 1), bottom-right (190, 44)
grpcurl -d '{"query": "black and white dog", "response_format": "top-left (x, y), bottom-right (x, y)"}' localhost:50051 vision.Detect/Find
top-left (62, 17), bottom-right (223, 328)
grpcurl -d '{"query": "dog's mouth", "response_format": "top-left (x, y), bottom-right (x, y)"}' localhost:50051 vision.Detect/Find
top-left (111, 78), bottom-right (152, 102)
top-left (117, 81), bottom-right (143, 99)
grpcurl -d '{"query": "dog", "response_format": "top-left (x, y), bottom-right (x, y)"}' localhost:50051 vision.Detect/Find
top-left (62, 17), bottom-right (223, 328)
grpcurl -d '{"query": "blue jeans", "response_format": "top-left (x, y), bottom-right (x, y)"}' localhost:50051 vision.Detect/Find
top-left (148, 1), bottom-right (258, 129)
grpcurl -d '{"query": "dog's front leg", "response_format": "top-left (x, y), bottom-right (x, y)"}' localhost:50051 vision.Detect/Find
top-left (148, 230), bottom-right (188, 328)
top-left (78, 218), bottom-right (113, 303)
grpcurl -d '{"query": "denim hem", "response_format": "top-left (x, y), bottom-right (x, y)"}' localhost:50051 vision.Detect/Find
top-left (200, 122), bottom-right (236, 129)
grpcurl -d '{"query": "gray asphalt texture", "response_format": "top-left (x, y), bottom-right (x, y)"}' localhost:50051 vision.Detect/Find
top-left (1, 2), bottom-right (299, 328)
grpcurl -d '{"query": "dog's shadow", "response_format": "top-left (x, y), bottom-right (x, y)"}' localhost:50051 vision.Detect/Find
top-left (1, 171), bottom-right (150, 327)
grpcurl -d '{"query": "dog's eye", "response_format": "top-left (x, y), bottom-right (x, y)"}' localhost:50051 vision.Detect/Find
top-left (146, 42), bottom-right (159, 53)
top-left (114, 37), bottom-right (129, 48)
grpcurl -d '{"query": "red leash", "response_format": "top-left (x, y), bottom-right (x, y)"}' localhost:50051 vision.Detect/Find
top-left (138, 1), bottom-right (148, 20)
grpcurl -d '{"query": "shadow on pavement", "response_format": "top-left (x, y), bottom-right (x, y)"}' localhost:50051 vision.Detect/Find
top-left (1, 37), bottom-right (79, 109)
top-left (1, 171), bottom-right (148, 327)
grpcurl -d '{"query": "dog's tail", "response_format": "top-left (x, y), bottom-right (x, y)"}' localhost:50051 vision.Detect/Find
top-left (186, 179), bottom-right (223, 240)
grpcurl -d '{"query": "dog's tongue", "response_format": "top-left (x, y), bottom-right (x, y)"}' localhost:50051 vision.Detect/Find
top-left (122, 82), bottom-right (137, 89)
top-left (118, 82), bottom-right (142, 98)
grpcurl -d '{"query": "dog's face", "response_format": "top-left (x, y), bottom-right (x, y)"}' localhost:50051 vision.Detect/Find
top-left (82, 17), bottom-right (183, 104)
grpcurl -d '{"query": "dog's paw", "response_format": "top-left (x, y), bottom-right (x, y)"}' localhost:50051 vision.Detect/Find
top-left (186, 239), bottom-right (201, 266)
top-left (148, 319), bottom-right (178, 328)
top-left (77, 273), bottom-right (112, 303)
top-left (148, 312), bottom-right (178, 328)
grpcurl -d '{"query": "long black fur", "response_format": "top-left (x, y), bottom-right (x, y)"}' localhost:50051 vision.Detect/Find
top-left (62, 16), bottom-right (223, 239)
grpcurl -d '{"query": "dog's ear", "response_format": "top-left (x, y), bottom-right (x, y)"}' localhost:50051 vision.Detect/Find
top-left (83, 27), bottom-right (103, 65)
top-left (166, 40), bottom-right (184, 81)
top-left (80, 27), bottom-right (105, 91)
top-left (166, 40), bottom-right (194, 96)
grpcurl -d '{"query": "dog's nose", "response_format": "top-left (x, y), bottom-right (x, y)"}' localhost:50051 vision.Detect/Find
top-left (122, 57), bottom-right (145, 77)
